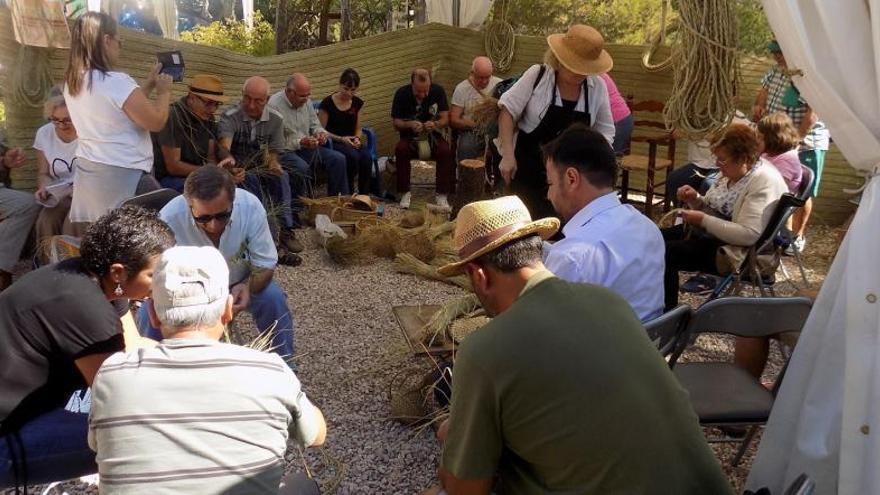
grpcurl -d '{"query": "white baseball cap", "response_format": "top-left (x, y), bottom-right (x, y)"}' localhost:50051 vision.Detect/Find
top-left (151, 246), bottom-right (229, 312)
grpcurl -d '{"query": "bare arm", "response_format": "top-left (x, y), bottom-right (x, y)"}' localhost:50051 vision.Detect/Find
top-left (436, 110), bottom-right (450, 129)
top-left (161, 145), bottom-right (203, 177)
top-left (35, 150), bottom-right (52, 189)
top-left (75, 352), bottom-right (115, 385)
top-left (393, 118), bottom-right (421, 133)
top-left (308, 406), bottom-right (327, 447)
top-left (752, 87), bottom-right (769, 121)
top-left (123, 89), bottom-right (171, 133)
top-left (450, 105), bottom-right (476, 131)
top-left (798, 107), bottom-right (818, 139)
top-left (250, 267), bottom-right (274, 294)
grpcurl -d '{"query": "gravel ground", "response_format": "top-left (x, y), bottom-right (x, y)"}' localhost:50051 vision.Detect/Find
top-left (4, 176), bottom-right (845, 494)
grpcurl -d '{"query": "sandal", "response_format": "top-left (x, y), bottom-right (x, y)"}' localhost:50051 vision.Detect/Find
top-left (278, 250), bottom-right (302, 267)
top-left (681, 274), bottom-right (718, 294)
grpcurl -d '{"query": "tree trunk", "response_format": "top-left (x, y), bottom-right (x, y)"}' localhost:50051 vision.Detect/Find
top-left (340, 0), bottom-right (350, 41)
top-left (453, 159), bottom-right (486, 217)
top-left (318, 0), bottom-right (331, 45)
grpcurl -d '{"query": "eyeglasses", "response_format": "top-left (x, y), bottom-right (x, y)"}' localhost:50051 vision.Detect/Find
top-left (51, 117), bottom-right (73, 126)
top-left (191, 208), bottom-right (233, 224)
top-left (193, 94), bottom-right (220, 109)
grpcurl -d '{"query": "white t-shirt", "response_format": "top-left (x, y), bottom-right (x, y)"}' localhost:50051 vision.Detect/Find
top-left (451, 76), bottom-right (502, 121)
top-left (64, 71), bottom-right (153, 172)
top-left (33, 123), bottom-right (78, 182)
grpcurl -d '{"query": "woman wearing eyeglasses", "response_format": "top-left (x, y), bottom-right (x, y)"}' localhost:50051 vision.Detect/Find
top-left (63, 11), bottom-right (172, 235)
top-left (32, 87), bottom-right (78, 246)
top-left (318, 68), bottom-right (373, 194)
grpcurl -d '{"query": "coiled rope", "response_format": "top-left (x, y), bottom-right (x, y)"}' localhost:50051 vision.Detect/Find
top-left (663, 0), bottom-right (741, 137)
top-left (484, 0), bottom-right (514, 73)
top-left (11, 45), bottom-right (54, 108)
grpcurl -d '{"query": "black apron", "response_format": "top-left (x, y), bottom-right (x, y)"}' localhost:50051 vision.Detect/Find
top-left (511, 77), bottom-right (591, 220)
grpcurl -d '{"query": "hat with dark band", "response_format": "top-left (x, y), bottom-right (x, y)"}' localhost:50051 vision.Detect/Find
top-left (189, 74), bottom-right (228, 103)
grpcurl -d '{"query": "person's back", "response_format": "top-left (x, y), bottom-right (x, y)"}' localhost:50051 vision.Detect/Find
top-left (447, 276), bottom-right (732, 494)
top-left (90, 341), bottom-right (306, 494)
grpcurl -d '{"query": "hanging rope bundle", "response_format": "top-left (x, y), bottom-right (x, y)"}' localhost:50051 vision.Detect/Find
top-left (663, 0), bottom-right (741, 137)
top-left (484, 0), bottom-right (514, 73)
top-left (11, 45), bottom-right (55, 108)
top-left (641, 0), bottom-right (677, 73)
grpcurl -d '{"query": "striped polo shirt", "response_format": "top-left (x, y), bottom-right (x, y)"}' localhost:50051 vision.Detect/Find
top-left (88, 339), bottom-right (322, 494)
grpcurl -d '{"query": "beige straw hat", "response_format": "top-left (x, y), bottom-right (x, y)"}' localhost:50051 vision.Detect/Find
top-left (188, 74), bottom-right (229, 103)
top-left (547, 25), bottom-right (613, 76)
top-left (438, 196), bottom-right (559, 276)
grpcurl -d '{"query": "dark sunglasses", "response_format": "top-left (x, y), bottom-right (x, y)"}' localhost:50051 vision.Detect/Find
top-left (191, 208), bottom-right (233, 224)
top-left (51, 117), bottom-right (73, 126)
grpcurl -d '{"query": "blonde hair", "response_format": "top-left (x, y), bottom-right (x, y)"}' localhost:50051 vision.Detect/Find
top-left (42, 85), bottom-right (67, 119)
top-left (65, 12), bottom-right (118, 96)
top-left (757, 112), bottom-right (800, 156)
top-left (543, 48), bottom-right (560, 70)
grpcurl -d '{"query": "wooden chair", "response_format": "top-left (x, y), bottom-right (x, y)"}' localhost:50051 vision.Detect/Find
top-left (619, 98), bottom-right (676, 219)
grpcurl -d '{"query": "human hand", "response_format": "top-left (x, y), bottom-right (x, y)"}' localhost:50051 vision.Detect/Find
top-left (299, 137), bottom-right (317, 149)
top-left (230, 283), bottom-right (251, 314)
top-left (154, 72), bottom-right (173, 95)
top-left (316, 133), bottom-right (329, 146)
top-left (499, 155), bottom-right (517, 185)
top-left (35, 186), bottom-right (50, 201)
top-left (423, 121), bottom-right (436, 132)
top-left (217, 156), bottom-right (236, 169)
top-left (3, 148), bottom-right (27, 169)
top-left (681, 209), bottom-right (706, 226)
top-left (676, 185), bottom-right (699, 203)
top-left (342, 136), bottom-right (359, 148)
top-left (351, 136), bottom-right (362, 149)
top-left (267, 161), bottom-right (284, 177)
top-left (411, 121), bottom-right (424, 133)
top-left (231, 167), bottom-right (246, 184)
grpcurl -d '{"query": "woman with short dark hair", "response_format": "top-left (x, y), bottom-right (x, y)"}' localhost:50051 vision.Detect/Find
top-left (0, 205), bottom-right (175, 487)
top-left (757, 112), bottom-right (803, 193)
top-left (318, 68), bottom-right (373, 194)
top-left (662, 123), bottom-right (788, 309)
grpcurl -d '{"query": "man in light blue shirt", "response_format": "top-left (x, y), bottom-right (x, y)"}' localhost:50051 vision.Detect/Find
top-left (137, 166), bottom-right (295, 362)
top-left (543, 125), bottom-right (665, 321)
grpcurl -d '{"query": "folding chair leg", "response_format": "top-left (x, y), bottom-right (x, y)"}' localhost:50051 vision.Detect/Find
top-left (793, 250), bottom-right (810, 287)
top-left (732, 425), bottom-right (760, 466)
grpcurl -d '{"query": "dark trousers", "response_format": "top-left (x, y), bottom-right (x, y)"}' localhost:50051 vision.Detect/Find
top-left (662, 225), bottom-right (723, 310)
top-left (0, 408), bottom-right (93, 488)
top-left (395, 135), bottom-right (456, 194)
top-left (335, 140), bottom-right (373, 194)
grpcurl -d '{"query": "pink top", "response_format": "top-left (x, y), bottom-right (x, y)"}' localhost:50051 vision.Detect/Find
top-left (600, 73), bottom-right (631, 123)
top-left (762, 149), bottom-right (803, 193)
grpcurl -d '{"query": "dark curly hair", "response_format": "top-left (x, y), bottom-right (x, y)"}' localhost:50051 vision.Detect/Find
top-left (80, 205), bottom-right (175, 277)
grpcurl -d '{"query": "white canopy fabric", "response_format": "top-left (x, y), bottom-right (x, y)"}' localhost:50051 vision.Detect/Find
top-left (747, 1), bottom-right (880, 493)
top-left (426, 0), bottom-right (493, 29)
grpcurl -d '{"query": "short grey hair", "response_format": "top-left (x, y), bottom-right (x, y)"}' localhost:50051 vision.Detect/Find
top-left (154, 292), bottom-right (228, 333)
top-left (43, 86), bottom-right (67, 119)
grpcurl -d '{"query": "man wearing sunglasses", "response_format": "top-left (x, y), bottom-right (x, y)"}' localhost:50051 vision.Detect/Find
top-left (138, 165), bottom-right (297, 363)
top-left (152, 74), bottom-right (235, 194)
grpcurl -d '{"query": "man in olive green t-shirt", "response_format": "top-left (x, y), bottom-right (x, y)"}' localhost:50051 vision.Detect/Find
top-left (432, 195), bottom-right (732, 495)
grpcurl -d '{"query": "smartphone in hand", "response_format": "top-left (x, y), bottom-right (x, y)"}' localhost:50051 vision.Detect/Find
top-left (157, 51), bottom-right (185, 82)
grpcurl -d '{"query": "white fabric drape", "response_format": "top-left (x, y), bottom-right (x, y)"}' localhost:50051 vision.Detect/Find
top-left (747, 1), bottom-right (880, 494)
top-left (426, 0), bottom-right (492, 28)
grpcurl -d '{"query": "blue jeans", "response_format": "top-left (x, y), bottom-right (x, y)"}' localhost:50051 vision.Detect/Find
top-left (281, 147), bottom-right (349, 198)
top-left (612, 113), bottom-right (635, 155)
top-left (334, 141), bottom-right (373, 194)
top-left (0, 409), bottom-right (94, 488)
top-left (159, 175), bottom-right (187, 192)
top-left (137, 280), bottom-right (295, 360)
top-left (241, 170), bottom-right (294, 230)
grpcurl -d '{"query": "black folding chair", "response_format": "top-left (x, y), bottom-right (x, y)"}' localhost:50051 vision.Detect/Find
top-left (672, 296), bottom-right (812, 466)
top-left (643, 304), bottom-right (692, 367)
top-left (120, 188), bottom-right (180, 212)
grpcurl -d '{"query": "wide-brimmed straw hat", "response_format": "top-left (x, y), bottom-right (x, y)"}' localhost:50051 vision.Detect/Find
top-left (547, 24), bottom-right (613, 76)
top-left (188, 74), bottom-right (228, 103)
top-left (438, 196), bottom-right (559, 276)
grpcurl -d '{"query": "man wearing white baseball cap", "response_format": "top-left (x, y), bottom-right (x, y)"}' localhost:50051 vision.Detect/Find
top-left (89, 246), bottom-right (325, 494)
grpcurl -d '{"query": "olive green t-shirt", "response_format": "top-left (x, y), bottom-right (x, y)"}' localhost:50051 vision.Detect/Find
top-left (441, 274), bottom-right (732, 495)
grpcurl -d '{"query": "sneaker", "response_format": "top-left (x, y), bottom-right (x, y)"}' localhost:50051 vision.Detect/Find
top-left (277, 249), bottom-right (303, 267)
top-left (399, 191), bottom-right (412, 209)
top-left (280, 228), bottom-right (304, 253)
top-left (784, 235), bottom-right (806, 256)
top-left (435, 194), bottom-right (451, 211)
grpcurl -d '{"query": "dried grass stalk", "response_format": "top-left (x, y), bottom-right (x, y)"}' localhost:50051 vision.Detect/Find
top-left (394, 253), bottom-right (472, 291)
top-left (398, 210), bottom-right (426, 229)
top-left (421, 294), bottom-right (481, 347)
top-left (449, 315), bottom-right (490, 343)
top-left (470, 96), bottom-right (500, 137)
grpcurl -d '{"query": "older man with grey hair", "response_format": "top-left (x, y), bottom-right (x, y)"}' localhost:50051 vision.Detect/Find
top-left (91, 245), bottom-right (326, 495)
top-left (450, 56), bottom-right (502, 163)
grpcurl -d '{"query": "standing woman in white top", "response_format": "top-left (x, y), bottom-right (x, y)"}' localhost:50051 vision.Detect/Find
top-left (63, 12), bottom-right (171, 234)
top-left (33, 87), bottom-right (78, 244)
top-left (497, 24), bottom-right (615, 221)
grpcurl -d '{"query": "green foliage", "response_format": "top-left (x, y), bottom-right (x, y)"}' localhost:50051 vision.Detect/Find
top-left (181, 11), bottom-right (276, 56)
top-left (490, 0), bottom-right (772, 55)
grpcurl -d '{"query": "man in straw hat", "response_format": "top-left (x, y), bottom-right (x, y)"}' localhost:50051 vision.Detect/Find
top-left (542, 124), bottom-right (665, 322)
top-left (497, 24), bottom-right (615, 221)
top-left (93, 246), bottom-right (325, 494)
top-left (152, 74), bottom-right (235, 194)
top-left (430, 196), bottom-right (731, 494)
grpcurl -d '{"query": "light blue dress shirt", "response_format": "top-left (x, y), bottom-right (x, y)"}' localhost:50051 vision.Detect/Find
top-left (544, 193), bottom-right (665, 322)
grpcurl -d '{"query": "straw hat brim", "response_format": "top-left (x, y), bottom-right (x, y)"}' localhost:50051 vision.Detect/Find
top-left (191, 90), bottom-right (229, 103)
top-left (547, 33), bottom-right (614, 76)
top-left (438, 217), bottom-right (560, 277)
